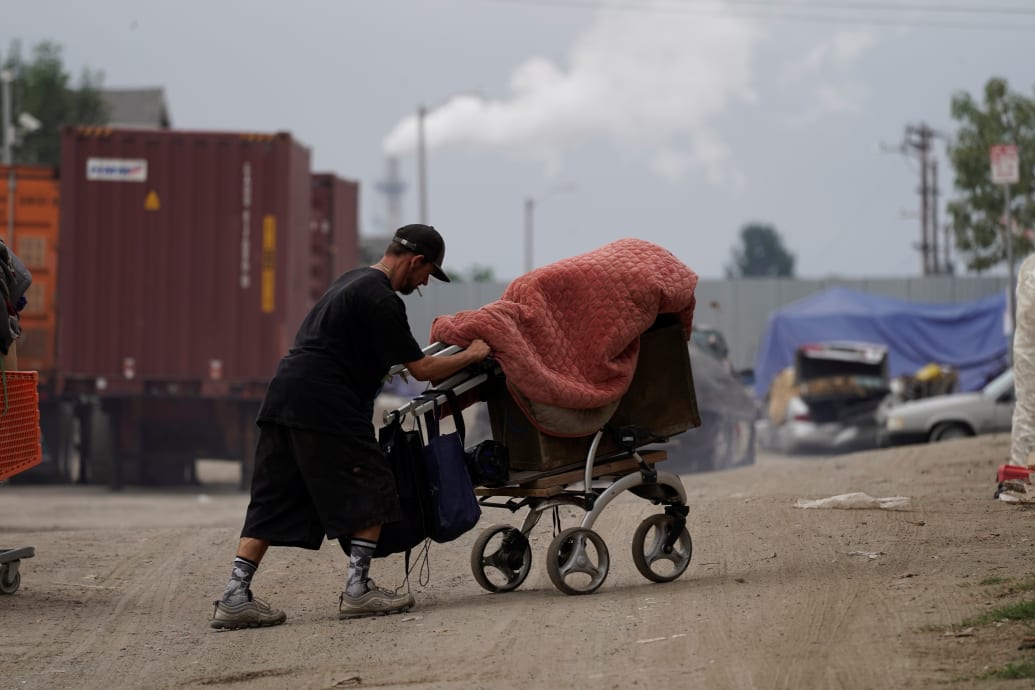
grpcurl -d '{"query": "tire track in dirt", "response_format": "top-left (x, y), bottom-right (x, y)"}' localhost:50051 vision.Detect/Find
top-left (685, 493), bottom-right (931, 689)
top-left (27, 528), bottom-right (195, 687)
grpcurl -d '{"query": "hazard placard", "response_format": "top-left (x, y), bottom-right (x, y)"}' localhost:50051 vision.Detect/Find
top-left (144, 190), bottom-right (161, 211)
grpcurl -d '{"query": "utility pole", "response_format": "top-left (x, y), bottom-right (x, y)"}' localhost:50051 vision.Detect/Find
top-left (898, 123), bottom-right (949, 276)
top-left (905, 123), bottom-right (933, 274)
top-left (930, 157), bottom-right (939, 274)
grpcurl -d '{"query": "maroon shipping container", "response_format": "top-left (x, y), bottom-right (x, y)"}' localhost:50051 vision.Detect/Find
top-left (58, 127), bottom-right (312, 398)
top-left (308, 173), bottom-right (359, 306)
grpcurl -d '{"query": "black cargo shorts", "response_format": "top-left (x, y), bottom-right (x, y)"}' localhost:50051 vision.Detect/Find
top-left (240, 422), bottom-right (403, 550)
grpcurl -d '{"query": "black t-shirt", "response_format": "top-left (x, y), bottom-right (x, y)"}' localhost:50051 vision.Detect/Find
top-left (257, 267), bottom-right (424, 436)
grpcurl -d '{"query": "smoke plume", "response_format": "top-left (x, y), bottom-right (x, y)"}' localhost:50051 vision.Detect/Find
top-left (382, 1), bottom-right (760, 181)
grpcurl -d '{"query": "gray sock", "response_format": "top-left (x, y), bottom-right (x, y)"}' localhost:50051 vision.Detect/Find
top-left (345, 538), bottom-right (377, 597)
top-left (221, 556), bottom-right (258, 605)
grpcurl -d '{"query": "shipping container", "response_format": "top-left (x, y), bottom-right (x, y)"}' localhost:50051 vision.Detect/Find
top-left (58, 126), bottom-right (315, 487)
top-left (309, 173), bottom-right (359, 306)
top-left (58, 127), bottom-right (312, 397)
top-left (0, 165), bottom-right (60, 390)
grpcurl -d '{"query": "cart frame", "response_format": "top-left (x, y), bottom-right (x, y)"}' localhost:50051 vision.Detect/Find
top-left (384, 346), bottom-right (694, 596)
top-left (0, 546), bottom-right (35, 595)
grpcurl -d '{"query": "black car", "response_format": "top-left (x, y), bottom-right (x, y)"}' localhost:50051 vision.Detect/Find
top-left (658, 339), bottom-right (758, 474)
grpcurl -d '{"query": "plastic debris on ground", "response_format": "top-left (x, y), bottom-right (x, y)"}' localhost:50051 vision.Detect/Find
top-left (794, 492), bottom-right (912, 511)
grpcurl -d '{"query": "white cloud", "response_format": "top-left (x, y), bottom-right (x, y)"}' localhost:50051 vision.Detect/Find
top-left (382, 1), bottom-right (760, 182)
top-left (782, 29), bottom-right (876, 82)
top-left (788, 82), bottom-right (867, 126)
top-left (778, 28), bottom-right (877, 125)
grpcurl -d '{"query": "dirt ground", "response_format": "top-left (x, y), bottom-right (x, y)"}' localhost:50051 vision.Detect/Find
top-left (2, 434), bottom-right (1035, 689)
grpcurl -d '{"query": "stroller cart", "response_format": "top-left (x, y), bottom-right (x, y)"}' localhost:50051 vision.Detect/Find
top-left (0, 370), bottom-right (43, 595)
top-left (386, 318), bottom-right (700, 596)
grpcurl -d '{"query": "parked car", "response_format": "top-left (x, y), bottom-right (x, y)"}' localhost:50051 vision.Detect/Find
top-left (757, 341), bottom-right (890, 454)
top-left (691, 323), bottom-right (733, 373)
top-left (877, 368), bottom-right (1014, 446)
top-left (659, 339), bottom-right (757, 473)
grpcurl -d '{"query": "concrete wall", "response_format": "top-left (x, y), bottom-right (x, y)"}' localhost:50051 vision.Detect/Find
top-left (402, 276), bottom-right (1009, 374)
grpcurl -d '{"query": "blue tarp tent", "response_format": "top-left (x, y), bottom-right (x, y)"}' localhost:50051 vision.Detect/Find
top-left (753, 287), bottom-right (1009, 398)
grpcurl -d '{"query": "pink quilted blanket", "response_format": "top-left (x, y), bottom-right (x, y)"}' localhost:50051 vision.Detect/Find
top-left (429, 238), bottom-right (698, 410)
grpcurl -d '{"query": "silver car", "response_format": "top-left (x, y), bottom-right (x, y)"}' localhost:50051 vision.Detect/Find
top-left (757, 342), bottom-right (890, 454)
top-left (878, 368), bottom-right (1014, 445)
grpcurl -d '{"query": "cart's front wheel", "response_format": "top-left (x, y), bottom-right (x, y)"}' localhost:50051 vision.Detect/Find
top-left (546, 527), bottom-right (609, 595)
top-left (631, 513), bottom-right (693, 583)
top-left (0, 564), bottom-right (21, 595)
top-left (471, 524), bottom-right (532, 593)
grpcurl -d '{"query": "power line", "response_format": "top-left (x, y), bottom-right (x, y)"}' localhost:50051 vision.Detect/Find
top-left (491, 0), bottom-right (1035, 31)
top-left (536, 0), bottom-right (1035, 16)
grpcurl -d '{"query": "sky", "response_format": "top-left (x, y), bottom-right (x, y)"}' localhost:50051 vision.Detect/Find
top-left (6, 0), bottom-right (1034, 281)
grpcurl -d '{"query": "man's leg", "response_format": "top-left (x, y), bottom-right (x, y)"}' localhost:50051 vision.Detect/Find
top-left (221, 537), bottom-right (270, 604)
top-left (338, 524), bottom-right (415, 619)
top-left (210, 423), bottom-right (291, 631)
top-left (343, 525), bottom-right (380, 596)
top-left (211, 537), bottom-right (285, 630)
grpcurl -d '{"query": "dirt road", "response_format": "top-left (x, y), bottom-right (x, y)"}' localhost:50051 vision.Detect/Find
top-left (2, 435), bottom-right (1033, 689)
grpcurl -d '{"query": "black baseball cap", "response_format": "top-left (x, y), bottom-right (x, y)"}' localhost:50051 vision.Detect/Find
top-left (393, 224), bottom-right (450, 282)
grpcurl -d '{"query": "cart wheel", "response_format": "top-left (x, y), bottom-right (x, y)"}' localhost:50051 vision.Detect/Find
top-left (546, 527), bottom-right (610, 595)
top-left (470, 524), bottom-right (532, 593)
top-left (631, 514), bottom-right (693, 583)
top-left (0, 564), bottom-right (20, 595)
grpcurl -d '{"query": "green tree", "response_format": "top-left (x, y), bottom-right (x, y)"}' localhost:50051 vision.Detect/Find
top-left (1, 40), bottom-right (108, 166)
top-left (947, 77), bottom-right (1035, 272)
top-left (725, 223), bottom-right (796, 278)
top-left (466, 264), bottom-right (496, 283)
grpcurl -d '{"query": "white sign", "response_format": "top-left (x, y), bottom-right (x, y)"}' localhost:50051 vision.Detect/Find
top-left (86, 157), bottom-right (148, 182)
top-left (990, 144), bottom-right (1019, 185)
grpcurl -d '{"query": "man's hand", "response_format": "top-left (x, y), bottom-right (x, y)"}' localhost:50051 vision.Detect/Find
top-left (406, 338), bottom-right (493, 382)
top-left (466, 338), bottom-right (491, 361)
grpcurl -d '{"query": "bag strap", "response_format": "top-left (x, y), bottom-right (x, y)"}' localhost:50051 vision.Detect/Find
top-left (422, 388), bottom-right (465, 444)
top-left (421, 396), bottom-right (440, 440)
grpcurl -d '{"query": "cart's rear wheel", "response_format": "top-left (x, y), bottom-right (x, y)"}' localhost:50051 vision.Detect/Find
top-left (0, 564), bottom-right (21, 595)
top-left (546, 527), bottom-right (609, 595)
top-left (631, 513), bottom-right (693, 583)
top-left (470, 524), bottom-right (532, 593)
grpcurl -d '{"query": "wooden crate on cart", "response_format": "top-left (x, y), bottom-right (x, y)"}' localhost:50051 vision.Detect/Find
top-left (486, 319), bottom-right (700, 471)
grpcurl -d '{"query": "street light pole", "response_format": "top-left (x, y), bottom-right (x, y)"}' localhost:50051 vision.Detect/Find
top-left (417, 104), bottom-right (427, 224)
top-left (0, 69), bottom-right (11, 165)
top-left (1004, 183), bottom-right (1016, 345)
top-left (1, 67), bottom-right (15, 247)
top-left (523, 197), bottom-right (534, 274)
top-left (522, 183), bottom-right (576, 275)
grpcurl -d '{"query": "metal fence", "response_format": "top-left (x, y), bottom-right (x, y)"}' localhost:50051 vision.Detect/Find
top-left (401, 276), bottom-right (1009, 373)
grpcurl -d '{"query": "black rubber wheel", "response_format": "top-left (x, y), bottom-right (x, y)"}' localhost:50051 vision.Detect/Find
top-left (631, 514), bottom-right (693, 583)
top-left (930, 422), bottom-right (972, 442)
top-left (546, 527), bottom-right (610, 595)
top-left (470, 524), bottom-right (532, 593)
top-left (0, 564), bottom-right (21, 595)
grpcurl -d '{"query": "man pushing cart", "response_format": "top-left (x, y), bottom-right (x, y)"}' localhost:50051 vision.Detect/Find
top-left (386, 237), bottom-right (702, 595)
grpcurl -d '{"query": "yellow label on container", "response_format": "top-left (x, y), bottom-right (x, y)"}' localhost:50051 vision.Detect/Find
top-left (261, 215), bottom-right (276, 313)
top-left (144, 190), bottom-right (160, 211)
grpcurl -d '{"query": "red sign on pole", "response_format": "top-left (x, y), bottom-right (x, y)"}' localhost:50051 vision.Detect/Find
top-left (990, 144), bottom-right (1019, 185)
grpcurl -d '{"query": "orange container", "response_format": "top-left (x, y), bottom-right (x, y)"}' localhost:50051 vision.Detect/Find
top-left (0, 371), bottom-right (43, 480)
top-left (0, 166), bottom-right (60, 388)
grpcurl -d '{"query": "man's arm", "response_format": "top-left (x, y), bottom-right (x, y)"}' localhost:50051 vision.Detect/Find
top-left (405, 339), bottom-right (491, 383)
